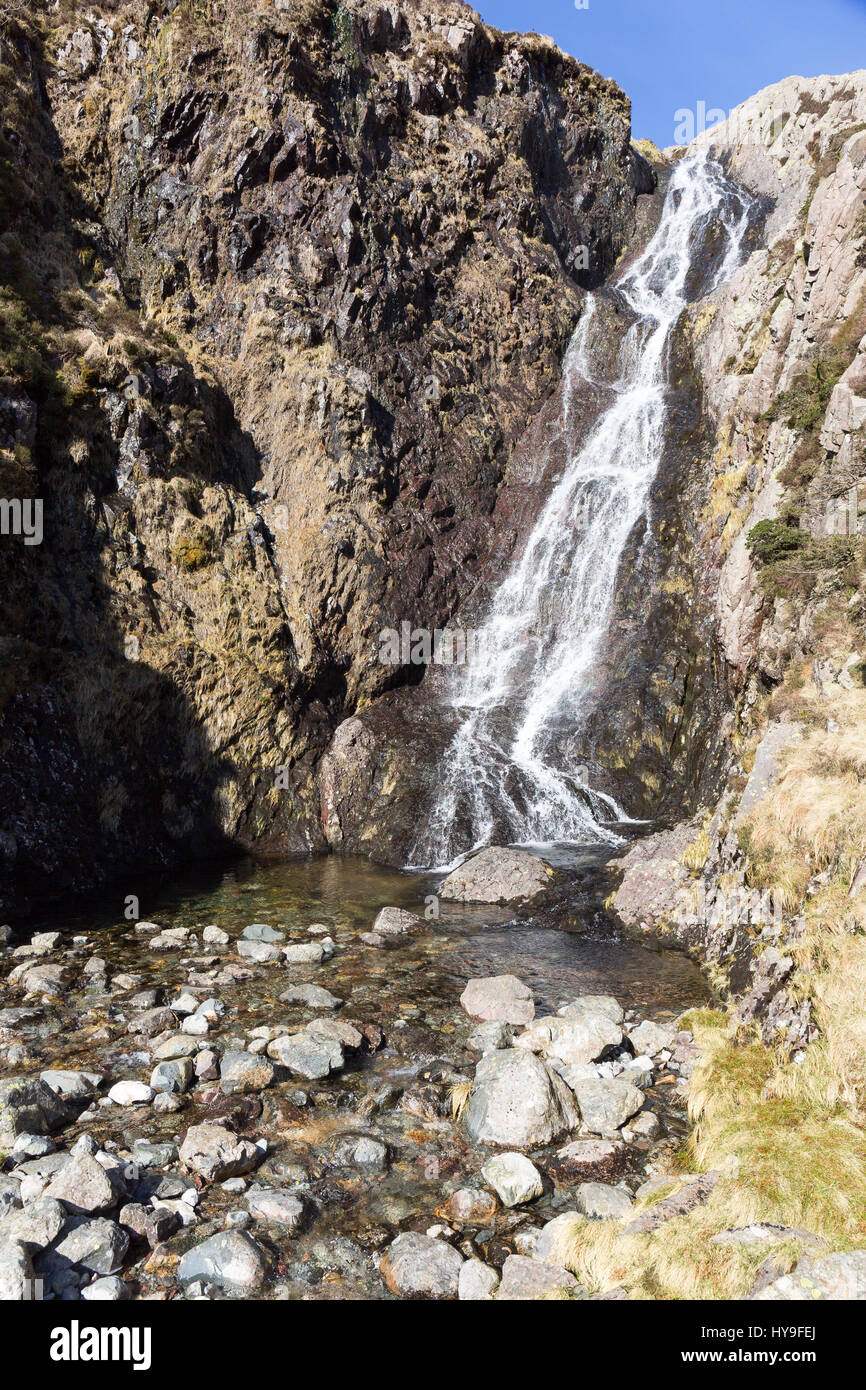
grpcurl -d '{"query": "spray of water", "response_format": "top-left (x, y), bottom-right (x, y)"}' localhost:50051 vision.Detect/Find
top-left (411, 152), bottom-right (752, 868)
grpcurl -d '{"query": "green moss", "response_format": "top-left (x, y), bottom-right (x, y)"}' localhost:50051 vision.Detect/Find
top-left (172, 525), bottom-right (216, 572)
top-left (746, 519), bottom-right (809, 566)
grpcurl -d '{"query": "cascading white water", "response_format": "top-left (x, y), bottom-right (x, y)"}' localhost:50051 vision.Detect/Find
top-left (411, 151), bottom-right (753, 869)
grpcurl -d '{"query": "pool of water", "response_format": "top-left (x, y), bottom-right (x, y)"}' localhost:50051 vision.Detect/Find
top-left (7, 852), bottom-right (712, 1299)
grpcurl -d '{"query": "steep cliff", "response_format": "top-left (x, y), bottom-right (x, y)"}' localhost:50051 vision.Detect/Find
top-left (615, 73), bottom-right (866, 1030)
top-left (0, 0), bottom-right (651, 912)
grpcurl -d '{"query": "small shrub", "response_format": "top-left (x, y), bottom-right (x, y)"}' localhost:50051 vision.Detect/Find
top-left (745, 520), bottom-right (809, 566)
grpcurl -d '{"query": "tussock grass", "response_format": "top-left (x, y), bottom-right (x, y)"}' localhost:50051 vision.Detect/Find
top-left (448, 1079), bottom-right (471, 1122)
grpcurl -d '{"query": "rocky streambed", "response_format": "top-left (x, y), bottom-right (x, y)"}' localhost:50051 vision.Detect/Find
top-left (0, 852), bottom-right (710, 1301)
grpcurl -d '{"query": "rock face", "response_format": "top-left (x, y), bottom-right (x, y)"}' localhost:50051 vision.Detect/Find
top-left (609, 70), bottom-right (866, 1027)
top-left (439, 848), bottom-right (554, 903)
top-left (463, 1047), bottom-right (581, 1147)
top-left (0, 0), bottom-right (651, 911)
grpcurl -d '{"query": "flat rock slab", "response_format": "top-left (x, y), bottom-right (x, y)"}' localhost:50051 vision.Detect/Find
top-left (266, 1032), bottom-right (344, 1080)
top-left (497, 1254), bottom-right (580, 1300)
top-left (576, 1181), bottom-right (633, 1220)
top-left (624, 1171), bottom-right (719, 1235)
top-left (380, 1232), bottom-right (463, 1299)
top-left (460, 974), bottom-right (535, 1025)
top-left (279, 984), bottom-right (343, 1010)
top-left (439, 847), bottom-right (554, 903)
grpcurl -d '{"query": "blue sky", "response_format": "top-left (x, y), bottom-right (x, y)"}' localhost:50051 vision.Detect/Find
top-left (476, 0), bottom-right (866, 147)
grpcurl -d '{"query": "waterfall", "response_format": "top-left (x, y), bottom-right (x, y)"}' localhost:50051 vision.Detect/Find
top-left (410, 151), bottom-right (753, 869)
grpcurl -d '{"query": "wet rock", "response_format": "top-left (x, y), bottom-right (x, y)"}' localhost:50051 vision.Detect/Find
top-left (168, 992), bottom-right (202, 1016)
top-left (150, 1058), bottom-right (194, 1094)
top-left (329, 1134), bottom-right (389, 1172)
top-left (439, 848), bottom-right (554, 904)
top-left (305, 1017), bottom-right (363, 1050)
top-left (371, 907), bottom-right (422, 935)
top-left (497, 1253), bottom-right (580, 1300)
top-left (267, 1031), bottom-right (344, 1079)
top-left (280, 983), bottom-right (343, 1010)
top-left (627, 1111), bottom-right (660, 1139)
top-left (380, 1231), bottom-right (463, 1299)
top-left (45, 1155), bottom-right (116, 1215)
top-left (129, 1007), bottom-right (176, 1038)
top-left (220, 1050), bottom-right (275, 1095)
top-left (576, 1182), bottom-right (632, 1220)
top-left (241, 923), bottom-right (284, 943)
top-left (150, 930), bottom-right (191, 951)
top-left (246, 1188), bottom-right (310, 1231)
top-left (237, 940), bottom-right (283, 963)
top-left (179, 1123), bottom-right (262, 1182)
top-left (0, 1077), bottom-right (72, 1146)
top-left (569, 1077), bottom-right (644, 1136)
top-left (460, 975), bottom-right (535, 1025)
top-left (459, 1258), bottom-right (500, 1300)
top-left (108, 1081), bottom-right (154, 1106)
top-left (178, 1230), bottom-right (267, 1293)
top-left (464, 1048), bottom-right (580, 1147)
top-left (439, 1189), bottom-right (499, 1224)
top-left (481, 1153), bottom-right (544, 1207)
top-left (516, 1012), bottom-right (622, 1067)
top-left (11, 963), bottom-right (70, 995)
top-left (203, 926), bottom-right (230, 946)
top-left (555, 1138), bottom-right (620, 1168)
top-left (13, 931), bottom-right (60, 958)
top-left (282, 942), bottom-right (326, 965)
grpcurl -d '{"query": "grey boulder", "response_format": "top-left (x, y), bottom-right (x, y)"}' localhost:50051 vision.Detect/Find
top-left (463, 1048), bottom-right (580, 1147)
